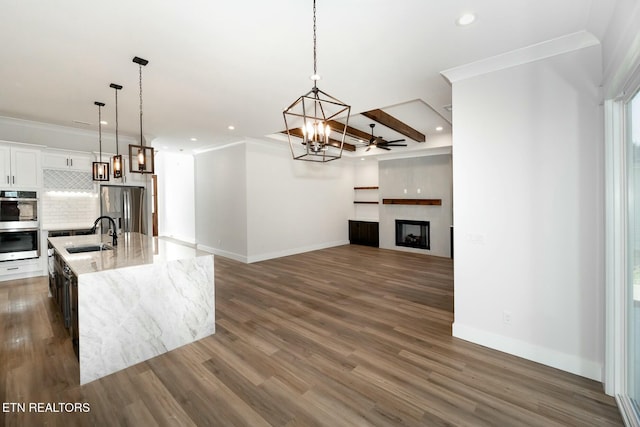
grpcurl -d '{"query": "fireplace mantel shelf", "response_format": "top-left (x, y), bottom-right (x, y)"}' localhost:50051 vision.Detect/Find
top-left (382, 198), bottom-right (442, 206)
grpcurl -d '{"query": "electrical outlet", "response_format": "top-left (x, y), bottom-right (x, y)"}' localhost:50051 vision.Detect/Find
top-left (503, 310), bottom-right (512, 325)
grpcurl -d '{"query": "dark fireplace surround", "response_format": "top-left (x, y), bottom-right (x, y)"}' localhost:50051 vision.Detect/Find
top-left (395, 219), bottom-right (430, 250)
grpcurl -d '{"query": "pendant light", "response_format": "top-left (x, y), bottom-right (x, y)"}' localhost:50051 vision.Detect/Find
top-left (128, 56), bottom-right (154, 174)
top-left (110, 83), bottom-right (123, 179)
top-left (283, 0), bottom-right (351, 162)
top-left (92, 101), bottom-right (110, 181)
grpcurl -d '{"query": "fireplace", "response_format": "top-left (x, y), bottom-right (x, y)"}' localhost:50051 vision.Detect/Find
top-left (395, 220), bottom-right (430, 250)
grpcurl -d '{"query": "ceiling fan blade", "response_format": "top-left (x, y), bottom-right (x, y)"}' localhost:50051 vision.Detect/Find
top-left (386, 139), bottom-right (406, 144)
top-left (386, 144), bottom-right (407, 147)
top-left (366, 146), bottom-right (371, 152)
top-left (378, 146), bottom-right (391, 151)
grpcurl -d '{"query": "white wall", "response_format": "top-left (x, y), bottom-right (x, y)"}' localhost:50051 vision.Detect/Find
top-left (379, 154), bottom-right (453, 258)
top-left (245, 140), bottom-right (353, 262)
top-left (194, 143), bottom-right (248, 261)
top-left (156, 151), bottom-right (196, 244)
top-left (450, 44), bottom-right (604, 380)
top-left (193, 139), bottom-right (353, 263)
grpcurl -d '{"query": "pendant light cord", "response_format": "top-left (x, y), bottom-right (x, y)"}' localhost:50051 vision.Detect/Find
top-left (139, 63), bottom-right (144, 147)
top-left (115, 88), bottom-right (119, 156)
top-left (313, 0), bottom-right (317, 87)
top-left (98, 104), bottom-right (103, 162)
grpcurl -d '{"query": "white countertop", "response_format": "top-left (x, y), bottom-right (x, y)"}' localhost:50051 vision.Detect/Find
top-left (48, 232), bottom-right (208, 275)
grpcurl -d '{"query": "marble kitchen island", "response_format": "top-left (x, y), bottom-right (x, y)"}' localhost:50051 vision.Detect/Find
top-left (48, 232), bottom-right (215, 385)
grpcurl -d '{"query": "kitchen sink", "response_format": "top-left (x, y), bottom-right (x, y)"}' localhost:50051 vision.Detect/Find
top-left (66, 244), bottom-right (113, 254)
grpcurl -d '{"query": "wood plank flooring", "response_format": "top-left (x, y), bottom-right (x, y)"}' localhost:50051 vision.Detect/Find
top-left (0, 245), bottom-right (623, 426)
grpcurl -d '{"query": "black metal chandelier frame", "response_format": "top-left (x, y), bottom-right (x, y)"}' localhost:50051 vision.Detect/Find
top-left (283, 0), bottom-right (351, 163)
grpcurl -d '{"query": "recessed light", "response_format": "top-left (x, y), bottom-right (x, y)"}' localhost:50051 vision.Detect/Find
top-left (190, 137), bottom-right (198, 142)
top-left (228, 125), bottom-right (235, 130)
top-left (361, 158), bottom-right (365, 161)
top-left (457, 13), bottom-right (476, 26)
top-left (100, 120), bottom-right (108, 125)
top-left (436, 126), bottom-right (443, 132)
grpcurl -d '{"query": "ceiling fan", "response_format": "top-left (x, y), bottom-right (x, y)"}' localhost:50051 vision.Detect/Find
top-left (365, 123), bottom-right (407, 151)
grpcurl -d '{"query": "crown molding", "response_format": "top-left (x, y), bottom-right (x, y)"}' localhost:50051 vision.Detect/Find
top-left (0, 114), bottom-right (138, 143)
top-left (441, 30), bottom-right (600, 84)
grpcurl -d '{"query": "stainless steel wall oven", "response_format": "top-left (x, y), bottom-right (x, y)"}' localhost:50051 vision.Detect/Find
top-left (0, 190), bottom-right (39, 261)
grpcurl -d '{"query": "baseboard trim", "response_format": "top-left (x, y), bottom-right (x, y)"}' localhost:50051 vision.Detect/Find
top-left (197, 240), bottom-right (351, 264)
top-left (246, 240), bottom-right (350, 263)
top-left (196, 244), bottom-right (248, 263)
top-left (159, 234), bottom-right (196, 245)
top-left (452, 323), bottom-right (602, 381)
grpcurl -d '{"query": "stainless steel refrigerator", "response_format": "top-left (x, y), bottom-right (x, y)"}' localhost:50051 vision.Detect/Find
top-left (99, 185), bottom-right (146, 235)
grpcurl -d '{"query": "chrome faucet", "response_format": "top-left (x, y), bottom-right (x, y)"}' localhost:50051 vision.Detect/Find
top-left (91, 216), bottom-right (118, 246)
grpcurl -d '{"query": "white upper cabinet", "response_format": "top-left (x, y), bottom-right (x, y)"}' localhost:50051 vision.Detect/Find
top-left (0, 146), bottom-right (9, 186)
top-left (0, 143), bottom-right (41, 189)
top-left (43, 149), bottom-right (93, 172)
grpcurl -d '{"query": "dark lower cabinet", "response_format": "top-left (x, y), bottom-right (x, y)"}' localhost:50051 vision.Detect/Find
top-left (52, 248), bottom-right (79, 360)
top-left (349, 220), bottom-right (379, 247)
top-left (52, 251), bottom-right (65, 318)
top-left (69, 272), bottom-right (79, 359)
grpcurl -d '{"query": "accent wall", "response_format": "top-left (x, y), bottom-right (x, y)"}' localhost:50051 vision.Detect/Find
top-left (378, 154), bottom-right (453, 257)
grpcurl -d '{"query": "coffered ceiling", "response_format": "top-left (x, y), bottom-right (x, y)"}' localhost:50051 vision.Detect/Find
top-left (0, 0), bottom-right (618, 155)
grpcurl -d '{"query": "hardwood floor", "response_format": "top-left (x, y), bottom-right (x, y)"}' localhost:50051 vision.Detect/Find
top-left (1, 245), bottom-right (623, 426)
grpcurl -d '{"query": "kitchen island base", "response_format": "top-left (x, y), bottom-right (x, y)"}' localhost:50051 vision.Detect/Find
top-left (48, 232), bottom-right (215, 385)
top-left (79, 255), bottom-right (214, 385)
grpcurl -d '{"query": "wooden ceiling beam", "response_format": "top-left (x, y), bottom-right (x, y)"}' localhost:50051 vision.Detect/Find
top-left (361, 109), bottom-right (426, 142)
top-left (326, 120), bottom-right (371, 141)
top-left (281, 129), bottom-right (356, 152)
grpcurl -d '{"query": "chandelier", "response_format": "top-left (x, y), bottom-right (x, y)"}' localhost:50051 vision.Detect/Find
top-left (283, 0), bottom-right (351, 162)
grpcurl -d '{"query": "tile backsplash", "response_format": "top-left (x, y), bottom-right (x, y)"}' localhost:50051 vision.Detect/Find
top-left (43, 169), bottom-right (94, 191)
top-left (41, 191), bottom-right (99, 228)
